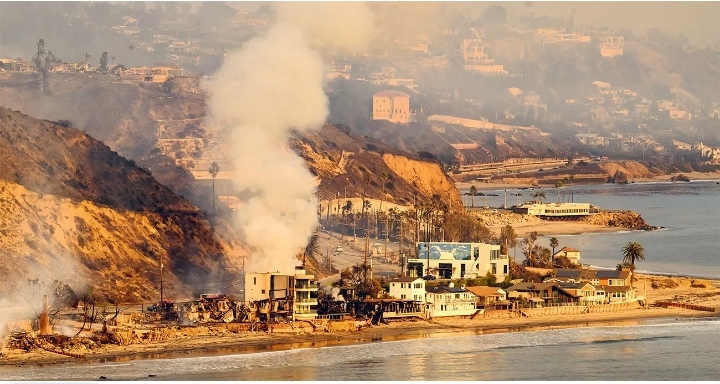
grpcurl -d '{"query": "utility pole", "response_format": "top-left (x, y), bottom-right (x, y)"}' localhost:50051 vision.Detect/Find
top-left (384, 212), bottom-right (389, 262)
top-left (399, 212), bottom-right (403, 269)
top-left (158, 257), bottom-right (164, 324)
top-left (504, 189), bottom-right (507, 208)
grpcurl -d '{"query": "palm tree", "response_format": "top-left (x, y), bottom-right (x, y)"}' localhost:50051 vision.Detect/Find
top-left (111, 55), bottom-right (116, 65)
top-left (84, 52), bottom-right (91, 64)
top-left (622, 241), bottom-right (646, 274)
top-left (208, 162), bottom-right (220, 214)
top-left (303, 233), bottom-right (320, 268)
top-left (128, 45), bottom-right (135, 64)
top-left (531, 191), bottom-right (546, 203)
top-left (469, 185), bottom-right (477, 208)
top-left (549, 237), bottom-right (559, 265)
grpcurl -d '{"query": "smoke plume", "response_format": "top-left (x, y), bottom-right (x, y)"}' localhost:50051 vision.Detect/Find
top-left (204, 3), bottom-right (373, 275)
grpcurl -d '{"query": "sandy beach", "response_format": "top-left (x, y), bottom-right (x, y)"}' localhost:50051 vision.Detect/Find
top-left (2, 274), bottom-right (718, 368)
top-left (488, 219), bottom-right (623, 237)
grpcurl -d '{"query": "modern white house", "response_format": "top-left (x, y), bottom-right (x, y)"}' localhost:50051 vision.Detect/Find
top-left (388, 277), bottom-right (426, 301)
top-left (424, 284), bottom-right (478, 318)
top-left (408, 242), bottom-right (509, 281)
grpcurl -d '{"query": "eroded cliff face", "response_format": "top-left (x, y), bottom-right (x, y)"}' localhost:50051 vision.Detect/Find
top-left (597, 161), bottom-right (656, 180)
top-left (292, 124), bottom-right (463, 209)
top-left (382, 153), bottom-right (461, 208)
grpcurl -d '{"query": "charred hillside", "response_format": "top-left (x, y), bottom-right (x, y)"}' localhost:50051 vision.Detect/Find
top-left (0, 107), bottom-right (245, 302)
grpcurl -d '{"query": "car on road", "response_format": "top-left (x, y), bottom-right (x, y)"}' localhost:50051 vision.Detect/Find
top-left (422, 275), bottom-right (437, 281)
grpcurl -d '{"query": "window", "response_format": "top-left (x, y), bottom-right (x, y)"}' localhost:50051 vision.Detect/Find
top-left (455, 294), bottom-right (460, 299)
top-left (253, 277), bottom-right (257, 285)
top-left (401, 294), bottom-right (406, 299)
top-left (503, 265), bottom-right (508, 274)
top-left (492, 263), bottom-right (497, 274)
top-left (261, 289), bottom-right (266, 294)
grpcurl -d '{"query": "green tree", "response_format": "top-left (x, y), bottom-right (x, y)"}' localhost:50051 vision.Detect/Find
top-left (162, 77), bottom-right (174, 95)
top-left (128, 45), bottom-right (135, 63)
top-left (549, 237), bottom-right (559, 265)
top-left (208, 162), bottom-right (220, 213)
top-left (469, 185), bottom-right (477, 208)
top-left (622, 241), bottom-right (645, 281)
top-left (99, 51), bottom-right (109, 73)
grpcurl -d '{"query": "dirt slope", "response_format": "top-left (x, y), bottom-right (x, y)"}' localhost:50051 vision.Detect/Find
top-left (291, 124), bottom-right (462, 209)
top-left (0, 107), bottom-right (246, 302)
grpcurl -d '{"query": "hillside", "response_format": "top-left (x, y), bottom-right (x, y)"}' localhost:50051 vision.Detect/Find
top-left (0, 107), bottom-right (246, 302)
top-left (291, 124), bottom-right (462, 210)
top-left (0, 73), bottom-right (465, 212)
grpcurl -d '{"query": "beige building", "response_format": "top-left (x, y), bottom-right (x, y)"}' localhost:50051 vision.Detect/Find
top-left (129, 63), bottom-right (184, 82)
top-left (600, 36), bottom-right (625, 58)
top-left (372, 90), bottom-right (411, 124)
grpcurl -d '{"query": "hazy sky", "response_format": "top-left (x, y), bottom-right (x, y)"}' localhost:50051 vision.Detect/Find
top-left (499, 2), bottom-right (719, 45)
top-left (197, 2), bottom-right (719, 46)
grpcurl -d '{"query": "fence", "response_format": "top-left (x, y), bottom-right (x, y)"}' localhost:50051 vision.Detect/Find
top-left (656, 301), bottom-right (716, 313)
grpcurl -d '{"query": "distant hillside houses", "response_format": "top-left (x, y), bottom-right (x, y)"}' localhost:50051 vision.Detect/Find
top-left (372, 90), bottom-right (411, 124)
top-left (0, 59), bottom-right (34, 72)
top-left (127, 63), bottom-right (184, 82)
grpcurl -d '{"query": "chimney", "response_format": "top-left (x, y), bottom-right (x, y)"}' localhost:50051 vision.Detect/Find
top-left (39, 294), bottom-right (51, 336)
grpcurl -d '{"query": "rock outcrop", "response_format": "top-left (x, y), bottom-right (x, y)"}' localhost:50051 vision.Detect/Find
top-left (581, 210), bottom-right (657, 231)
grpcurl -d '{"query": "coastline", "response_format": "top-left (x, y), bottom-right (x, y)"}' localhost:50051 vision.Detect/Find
top-left (1, 307), bottom-right (718, 369)
top-left (454, 170), bottom-right (720, 191)
top-left (488, 219), bottom-right (625, 237)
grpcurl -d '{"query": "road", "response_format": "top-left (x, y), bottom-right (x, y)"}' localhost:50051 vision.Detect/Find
top-left (314, 228), bottom-right (403, 283)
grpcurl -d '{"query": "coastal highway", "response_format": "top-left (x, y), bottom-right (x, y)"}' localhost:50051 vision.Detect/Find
top-left (314, 229), bottom-right (402, 283)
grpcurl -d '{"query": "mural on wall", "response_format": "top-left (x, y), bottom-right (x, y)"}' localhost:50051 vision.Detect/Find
top-left (416, 242), bottom-right (472, 260)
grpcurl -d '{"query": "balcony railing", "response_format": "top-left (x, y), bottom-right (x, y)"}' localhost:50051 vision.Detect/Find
top-left (295, 283), bottom-right (318, 290)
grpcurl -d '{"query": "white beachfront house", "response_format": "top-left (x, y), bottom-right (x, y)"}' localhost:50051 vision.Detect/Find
top-left (424, 283), bottom-right (478, 318)
top-left (388, 277), bottom-right (426, 301)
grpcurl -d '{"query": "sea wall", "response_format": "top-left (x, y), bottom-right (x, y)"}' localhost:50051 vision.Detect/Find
top-left (482, 301), bottom-right (640, 319)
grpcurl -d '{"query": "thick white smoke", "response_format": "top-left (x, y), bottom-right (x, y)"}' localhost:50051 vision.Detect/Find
top-left (204, 4), bottom-right (373, 275)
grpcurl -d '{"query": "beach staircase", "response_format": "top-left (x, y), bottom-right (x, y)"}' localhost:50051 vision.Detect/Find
top-left (469, 309), bottom-right (484, 320)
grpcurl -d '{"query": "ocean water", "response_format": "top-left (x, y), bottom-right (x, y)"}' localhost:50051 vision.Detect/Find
top-left (2, 317), bottom-right (719, 380)
top-left (462, 181), bottom-right (720, 278)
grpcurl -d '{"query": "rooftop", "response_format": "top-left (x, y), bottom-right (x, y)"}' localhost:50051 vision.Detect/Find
top-left (373, 90), bottom-right (411, 98)
top-left (390, 277), bottom-right (424, 283)
top-left (465, 286), bottom-right (505, 296)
